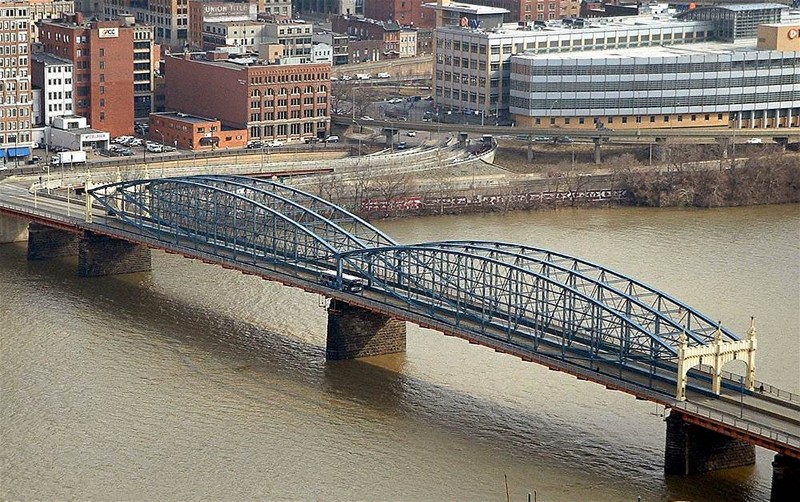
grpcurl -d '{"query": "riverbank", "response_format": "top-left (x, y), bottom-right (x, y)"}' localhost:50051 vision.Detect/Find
top-left (338, 142), bottom-right (800, 220)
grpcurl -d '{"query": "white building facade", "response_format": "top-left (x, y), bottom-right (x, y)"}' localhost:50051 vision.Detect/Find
top-left (31, 53), bottom-right (74, 127)
top-left (434, 16), bottom-right (716, 121)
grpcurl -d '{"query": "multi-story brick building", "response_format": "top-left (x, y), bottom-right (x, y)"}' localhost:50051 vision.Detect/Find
top-left (132, 21), bottom-right (157, 119)
top-left (164, 52), bottom-right (331, 142)
top-left (188, 1), bottom-right (256, 50)
top-left (148, 111), bottom-right (247, 150)
top-left (364, 0), bottom-right (434, 28)
top-left (101, 0), bottom-right (191, 50)
top-left (27, 0), bottom-right (75, 44)
top-left (38, 13), bottom-right (135, 136)
top-left (0, 1), bottom-right (34, 164)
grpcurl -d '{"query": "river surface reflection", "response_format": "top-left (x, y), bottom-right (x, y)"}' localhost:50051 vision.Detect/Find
top-left (1, 204), bottom-right (798, 501)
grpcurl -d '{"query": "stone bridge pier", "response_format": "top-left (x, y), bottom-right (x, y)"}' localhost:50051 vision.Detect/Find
top-left (771, 454), bottom-right (800, 502)
top-left (664, 410), bottom-right (755, 475)
top-left (666, 410), bottom-right (799, 501)
top-left (78, 231), bottom-right (151, 277)
top-left (326, 299), bottom-right (406, 360)
top-left (25, 223), bottom-right (151, 276)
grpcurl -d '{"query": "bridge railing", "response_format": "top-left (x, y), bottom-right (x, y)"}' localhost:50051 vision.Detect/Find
top-left (673, 401), bottom-right (800, 449)
top-left (696, 363), bottom-right (799, 405)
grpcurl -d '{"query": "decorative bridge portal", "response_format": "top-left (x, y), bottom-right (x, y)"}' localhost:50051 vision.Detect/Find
top-left (1, 174), bottom-right (795, 500)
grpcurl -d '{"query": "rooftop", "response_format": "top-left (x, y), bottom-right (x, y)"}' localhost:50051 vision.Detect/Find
top-left (512, 39), bottom-right (771, 61)
top-left (713, 3), bottom-right (787, 12)
top-left (31, 53), bottom-right (72, 66)
top-left (423, 1), bottom-right (509, 15)
top-left (152, 112), bottom-right (216, 124)
top-left (439, 13), bottom-right (712, 37)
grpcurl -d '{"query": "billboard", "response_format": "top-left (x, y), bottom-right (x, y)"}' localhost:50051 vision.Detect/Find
top-left (202, 2), bottom-right (255, 21)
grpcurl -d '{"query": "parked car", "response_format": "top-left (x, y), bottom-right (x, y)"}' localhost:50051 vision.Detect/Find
top-left (377, 72), bottom-right (391, 79)
top-left (146, 143), bottom-right (164, 153)
top-left (266, 140), bottom-right (284, 148)
top-left (406, 131), bottom-right (416, 137)
top-left (554, 136), bottom-right (573, 144)
top-left (360, 115), bottom-right (374, 121)
top-left (304, 137), bottom-right (319, 144)
top-left (324, 135), bottom-right (339, 143)
top-left (387, 97), bottom-right (403, 104)
top-left (162, 145), bottom-right (177, 152)
top-left (396, 142), bottom-right (408, 150)
top-left (246, 140), bottom-right (263, 149)
top-left (746, 137), bottom-right (762, 144)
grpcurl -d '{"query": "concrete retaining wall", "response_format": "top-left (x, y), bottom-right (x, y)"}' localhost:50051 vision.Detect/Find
top-left (0, 215), bottom-right (30, 243)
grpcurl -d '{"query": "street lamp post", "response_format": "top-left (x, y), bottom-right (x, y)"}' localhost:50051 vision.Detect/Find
top-left (740, 374), bottom-right (745, 418)
top-left (155, 129), bottom-right (165, 177)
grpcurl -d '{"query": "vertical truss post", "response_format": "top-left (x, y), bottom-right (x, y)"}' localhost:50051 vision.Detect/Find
top-left (746, 317), bottom-right (757, 391)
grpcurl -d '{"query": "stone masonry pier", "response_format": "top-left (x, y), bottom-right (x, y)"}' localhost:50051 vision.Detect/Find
top-left (665, 410), bottom-right (755, 475)
top-left (78, 231), bottom-right (151, 277)
top-left (26, 222), bottom-right (79, 260)
top-left (326, 299), bottom-right (406, 360)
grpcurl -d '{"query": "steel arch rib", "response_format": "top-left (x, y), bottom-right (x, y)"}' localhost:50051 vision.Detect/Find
top-left (416, 241), bottom-right (731, 349)
top-left (191, 175), bottom-right (397, 249)
top-left (340, 245), bottom-right (676, 358)
top-left (174, 175), bottom-right (381, 253)
top-left (91, 178), bottom-right (341, 258)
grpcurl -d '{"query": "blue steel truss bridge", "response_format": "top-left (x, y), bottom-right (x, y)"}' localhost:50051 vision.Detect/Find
top-left (0, 174), bottom-right (797, 498)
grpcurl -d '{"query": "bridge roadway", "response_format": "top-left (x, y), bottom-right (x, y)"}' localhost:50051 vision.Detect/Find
top-left (332, 115), bottom-right (800, 142)
top-left (0, 176), bottom-right (798, 463)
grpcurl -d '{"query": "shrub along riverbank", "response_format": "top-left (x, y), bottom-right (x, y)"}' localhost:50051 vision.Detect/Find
top-left (355, 152), bottom-right (799, 219)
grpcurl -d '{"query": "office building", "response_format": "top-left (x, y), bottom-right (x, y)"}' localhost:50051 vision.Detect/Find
top-left (189, 1), bottom-right (257, 50)
top-left (28, 0), bottom-right (75, 44)
top-left (0, 1), bottom-right (34, 163)
top-left (433, 2), bottom-right (798, 127)
top-left (164, 52), bottom-right (331, 142)
top-left (39, 13), bottom-right (136, 136)
top-left (30, 52), bottom-right (73, 125)
top-left (101, 0), bottom-right (191, 50)
top-left (510, 42), bottom-right (800, 129)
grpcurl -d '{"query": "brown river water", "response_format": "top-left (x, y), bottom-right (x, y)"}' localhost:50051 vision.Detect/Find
top-left (1, 204), bottom-right (798, 501)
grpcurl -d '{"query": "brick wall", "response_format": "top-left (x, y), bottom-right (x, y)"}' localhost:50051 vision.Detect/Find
top-left (326, 299), bottom-right (406, 359)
